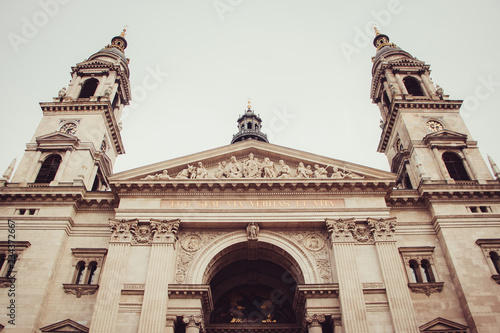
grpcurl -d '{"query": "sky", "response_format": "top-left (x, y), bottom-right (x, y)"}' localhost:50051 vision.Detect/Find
top-left (1, 0), bottom-right (499, 177)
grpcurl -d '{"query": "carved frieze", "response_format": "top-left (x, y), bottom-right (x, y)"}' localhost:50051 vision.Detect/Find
top-left (139, 153), bottom-right (365, 181)
top-left (130, 224), bottom-right (153, 245)
top-left (62, 284), bottom-right (99, 298)
top-left (408, 282), bottom-right (444, 296)
top-left (289, 231), bottom-right (332, 283)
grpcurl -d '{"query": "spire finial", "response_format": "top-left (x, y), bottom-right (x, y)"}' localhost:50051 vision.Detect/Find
top-left (247, 98), bottom-right (252, 111)
top-left (374, 26), bottom-right (380, 36)
top-left (488, 155), bottom-right (500, 179)
top-left (120, 25), bottom-right (129, 37)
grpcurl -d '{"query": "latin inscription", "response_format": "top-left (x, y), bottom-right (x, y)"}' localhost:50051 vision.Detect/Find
top-left (161, 199), bottom-right (344, 209)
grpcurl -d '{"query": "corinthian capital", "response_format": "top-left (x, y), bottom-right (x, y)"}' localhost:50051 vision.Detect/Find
top-left (150, 218), bottom-right (180, 244)
top-left (325, 218), bottom-right (356, 243)
top-left (305, 313), bottom-right (325, 327)
top-left (368, 217), bottom-right (396, 242)
top-left (109, 218), bottom-right (138, 243)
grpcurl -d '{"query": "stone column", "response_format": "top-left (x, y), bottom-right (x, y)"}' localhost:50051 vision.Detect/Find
top-left (165, 317), bottom-right (176, 333)
top-left (137, 219), bottom-right (180, 333)
top-left (432, 147), bottom-right (452, 181)
top-left (183, 315), bottom-right (202, 333)
top-left (368, 218), bottom-right (419, 333)
top-left (326, 219), bottom-right (369, 333)
top-left (53, 149), bottom-right (72, 182)
top-left (89, 219), bottom-right (137, 333)
top-left (462, 149), bottom-right (483, 183)
top-left (305, 314), bottom-right (325, 333)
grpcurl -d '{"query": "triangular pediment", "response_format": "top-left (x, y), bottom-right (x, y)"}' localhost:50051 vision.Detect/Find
top-left (423, 129), bottom-right (468, 143)
top-left (36, 132), bottom-right (79, 149)
top-left (40, 319), bottom-right (89, 332)
top-left (111, 140), bottom-right (394, 182)
top-left (419, 317), bottom-right (468, 332)
top-left (76, 59), bottom-right (114, 68)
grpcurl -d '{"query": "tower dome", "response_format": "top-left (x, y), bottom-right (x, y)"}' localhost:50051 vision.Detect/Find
top-left (231, 100), bottom-right (269, 144)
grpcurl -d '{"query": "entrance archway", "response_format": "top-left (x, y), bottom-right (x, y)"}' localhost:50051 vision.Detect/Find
top-left (203, 241), bottom-right (306, 332)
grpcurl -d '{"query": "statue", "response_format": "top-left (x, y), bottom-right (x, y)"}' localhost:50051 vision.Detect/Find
top-left (244, 153), bottom-right (261, 178)
top-left (296, 162), bottom-right (309, 178)
top-left (103, 87), bottom-right (112, 98)
top-left (436, 84), bottom-right (444, 97)
top-left (277, 160), bottom-right (291, 178)
top-left (196, 162), bottom-right (209, 179)
top-left (227, 156), bottom-right (243, 178)
top-left (343, 168), bottom-right (364, 179)
top-left (305, 165), bottom-right (314, 178)
top-left (330, 166), bottom-right (345, 179)
top-left (247, 222), bottom-right (259, 240)
top-left (215, 161), bottom-right (228, 179)
top-left (313, 164), bottom-right (328, 178)
top-left (58, 87), bottom-right (66, 98)
top-left (176, 165), bottom-right (195, 179)
top-left (262, 158), bottom-right (276, 178)
top-left (141, 169), bottom-right (170, 180)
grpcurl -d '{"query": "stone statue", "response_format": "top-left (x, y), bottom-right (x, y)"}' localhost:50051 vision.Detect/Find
top-left (305, 165), bottom-right (314, 178)
top-left (58, 87), bottom-right (66, 98)
top-left (277, 160), bottom-right (291, 178)
top-left (196, 162), bottom-right (209, 179)
top-left (227, 156), bottom-right (243, 178)
top-left (103, 87), bottom-right (112, 98)
top-left (313, 164), bottom-right (328, 178)
top-left (262, 158), bottom-right (276, 178)
top-left (176, 165), bottom-right (195, 179)
top-left (436, 85), bottom-right (444, 97)
top-left (2, 158), bottom-right (16, 181)
top-left (244, 153), bottom-right (261, 178)
top-left (215, 161), bottom-right (227, 179)
top-left (296, 162), bottom-right (308, 178)
top-left (247, 222), bottom-right (259, 240)
top-left (343, 168), bottom-right (364, 179)
top-left (141, 169), bottom-right (170, 180)
top-left (330, 166), bottom-right (345, 179)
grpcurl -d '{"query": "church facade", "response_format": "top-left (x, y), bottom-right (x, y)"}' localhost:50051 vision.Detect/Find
top-left (0, 30), bottom-right (499, 333)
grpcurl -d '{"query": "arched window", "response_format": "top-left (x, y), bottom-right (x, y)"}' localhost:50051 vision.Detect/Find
top-left (35, 155), bottom-right (62, 183)
top-left (421, 260), bottom-right (435, 282)
top-left (490, 251), bottom-right (500, 274)
top-left (74, 261), bottom-right (86, 284)
top-left (442, 152), bottom-right (470, 181)
top-left (403, 76), bottom-right (424, 96)
top-left (78, 78), bottom-right (99, 98)
top-left (409, 260), bottom-right (422, 283)
top-left (247, 122), bottom-right (252, 130)
top-left (87, 261), bottom-right (98, 284)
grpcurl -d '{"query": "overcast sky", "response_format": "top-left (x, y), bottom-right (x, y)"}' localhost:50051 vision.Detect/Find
top-left (1, 0), bottom-right (499, 177)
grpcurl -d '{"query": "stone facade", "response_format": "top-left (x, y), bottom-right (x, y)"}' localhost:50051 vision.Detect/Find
top-left (0, 31), bottom-right (499, 333)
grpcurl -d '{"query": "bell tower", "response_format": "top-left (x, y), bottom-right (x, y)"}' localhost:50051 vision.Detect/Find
top-left (231, 100), bottom-right (269, 144)
top-left (370, 29), bottom-right (493, 188)
top-left (11, 30), bottom-right (132, 191)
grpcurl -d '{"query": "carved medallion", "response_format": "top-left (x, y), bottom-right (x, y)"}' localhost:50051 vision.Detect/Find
top-left (304, 234), bottom-right (325, 251)
top-left (181, 234), bottom-right (202, 252)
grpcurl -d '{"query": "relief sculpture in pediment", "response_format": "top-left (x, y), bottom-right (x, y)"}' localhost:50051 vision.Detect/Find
top-left (140, 153), bottom-right (365, 180)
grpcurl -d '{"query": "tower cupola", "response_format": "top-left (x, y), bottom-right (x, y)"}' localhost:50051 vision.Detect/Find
top-left (231, 100), bottom-right (269, 144)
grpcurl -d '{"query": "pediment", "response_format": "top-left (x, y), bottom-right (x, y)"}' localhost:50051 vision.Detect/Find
top-left (40, 318), bottom-right (89, 332)
top-left (77, 59), bottom-right (114, 68)
top-left (419, 317), bottom-right (468, 332)
top-left (111, 140), bottom-right (394, 182)
top-left (423, 130), bottom-right (468, 145)
top-left (36, 132), bottom-right (79, 149)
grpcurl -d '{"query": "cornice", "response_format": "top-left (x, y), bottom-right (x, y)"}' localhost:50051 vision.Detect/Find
top-left (39, 101), bottom-right (125, 154)
top-left (110, 179), bottom-right (395, 195)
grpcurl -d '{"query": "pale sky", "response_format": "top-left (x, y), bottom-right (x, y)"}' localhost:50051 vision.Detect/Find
top-left (1, 0), bottom-right (499, 177)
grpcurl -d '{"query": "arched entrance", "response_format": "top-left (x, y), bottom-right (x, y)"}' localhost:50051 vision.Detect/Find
top-left (203, 241), bottom-right (306, 333)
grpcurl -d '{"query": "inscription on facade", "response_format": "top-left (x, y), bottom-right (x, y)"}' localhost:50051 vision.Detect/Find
top-left (161, 199), bottom-right (345, 209)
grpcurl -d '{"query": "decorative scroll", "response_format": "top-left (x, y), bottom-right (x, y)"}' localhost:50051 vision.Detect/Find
top-left (326, 219), bottom-right (378, 244)
top-left (305, 314), bottom-right (325, 327)
top-left (140, 153), bottom-right (365, 180)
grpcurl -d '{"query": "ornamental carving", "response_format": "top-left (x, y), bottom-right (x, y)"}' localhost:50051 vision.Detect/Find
top-left (289, 231), bottom-right (331, 283)
top-left (109, 219), bottom-right (138, 243)
top-left (408, 282), bottom-right (444, 297)
top-left (304, 234), bottom-right (325, 251)
top-left (247, 222), bottom-right (260, 240)
top-left (305, 314), bottom-right (325, 327)
top-left (181, 234), bottom-right (202, 252)
top-left (326, 218), bottom-right (356, 242)
top-left (139, 153), bottom-right (365, 180)
top-left (368, 218), bottom-right (396, 242)
top-left (130, 224), bottom-right (153, 245)
top-left (62, 284), bottom-right (99, 298)
top-left (150, 219), bottom-right (180, 244)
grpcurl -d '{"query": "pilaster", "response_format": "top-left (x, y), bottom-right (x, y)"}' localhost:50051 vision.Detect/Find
top-left (137, 219), bottom-right (180, 333)
top-left (326, 218), bottom-right (369, 333)
top-left (369, 218), bottom-right (419, 333)
top-left (89, 219), bottom-right (136, 333)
